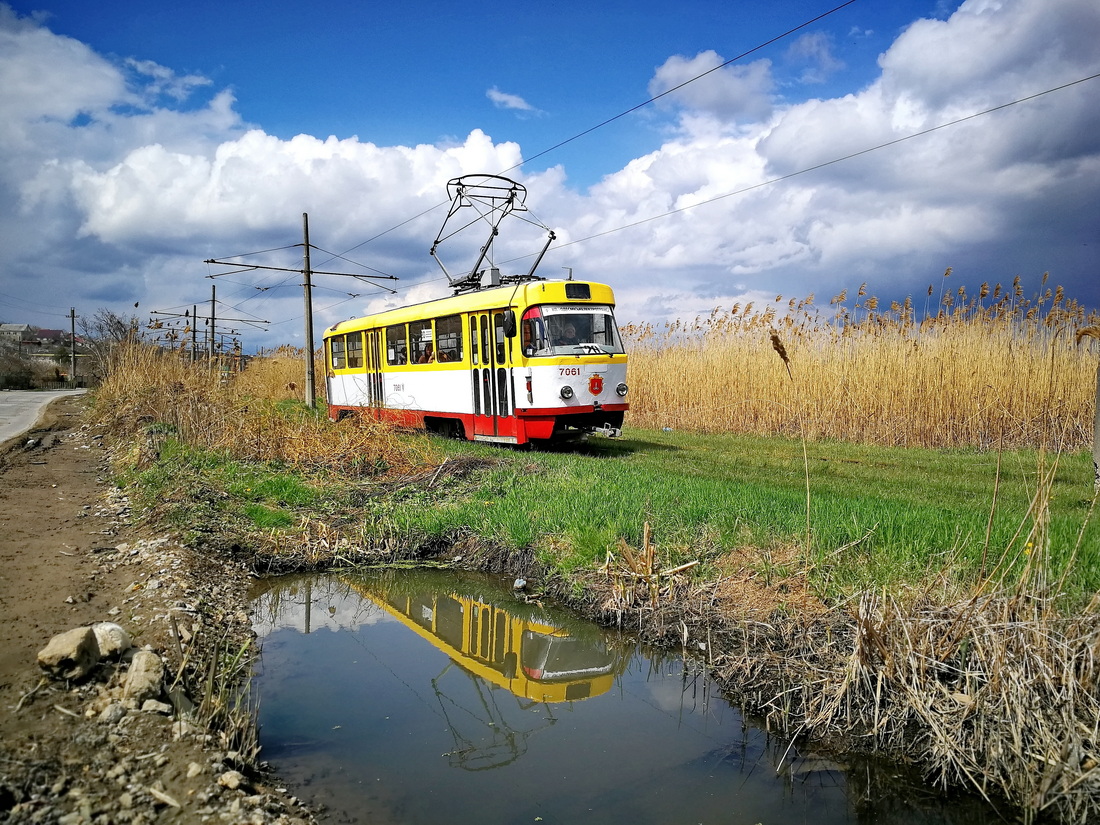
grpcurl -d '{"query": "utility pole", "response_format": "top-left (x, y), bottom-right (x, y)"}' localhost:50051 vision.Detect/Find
top-left (192, 305), bottom-right (198, 362)
top-left (204, 214), bottom-right (398, 407)
top-left (208, 285), bottom-right (216, 364)
top-left (69, 307), bottom-right (77, 386)
top-left (302, 212), bottom-right (315, 408)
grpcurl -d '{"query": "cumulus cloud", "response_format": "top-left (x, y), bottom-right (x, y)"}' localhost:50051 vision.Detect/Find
top-left (648, 51), bottom-right (774, 123)
top-left (0, 0), bottom-right (1097, 349)
top-left (785, 32), bottom-right (844, 84)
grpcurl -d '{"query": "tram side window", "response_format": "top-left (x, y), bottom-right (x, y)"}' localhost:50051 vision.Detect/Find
top-left (330, 336), bottom-right (345, 370)
top-left (346, 333), bottom-right (364, 369)
top-left (410, 320), bottom-right (433, 363)
top-left (386, 324), bottom-right (408, 365)
top-left (494, 313), bottom-right (506, 363)
top-left (436, 314), bottom-right (463, 363)
top-left (521, 307), bottom-right (550, 357)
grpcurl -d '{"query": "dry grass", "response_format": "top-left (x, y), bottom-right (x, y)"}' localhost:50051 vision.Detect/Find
top-left (88, 343), bottom-right (433, 478)
top-left (691, 457), bottom-right (1100, 824)
top-left (624, 276), bottom-right (1100, 450)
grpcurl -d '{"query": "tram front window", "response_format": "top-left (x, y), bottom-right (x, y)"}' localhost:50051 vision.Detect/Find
top-left (521, 304), bottom-right (625, 357)
top-left (520, 630), bottom-right (615, 682)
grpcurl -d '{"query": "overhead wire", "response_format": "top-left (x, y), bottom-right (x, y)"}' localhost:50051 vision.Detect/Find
top-left (497, 0), bottom-right (857, 177)
top-left (541, 71), bottom-right (1100, 253)
top-left (320, 1), bottom-right (859, 271)
top-left (200, 2), bottom-right (864, 333)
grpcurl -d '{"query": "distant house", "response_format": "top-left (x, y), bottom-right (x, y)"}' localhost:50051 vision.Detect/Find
top-left (0, 324), bottom-right (34, 343)
top-left (33, 329), bottom-right (78, 347)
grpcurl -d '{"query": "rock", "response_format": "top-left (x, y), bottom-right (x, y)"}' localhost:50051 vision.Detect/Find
top-left (91, 622), bottom-right (132, 657)
top-left (38, 627), bottom-right (101, 680)
top-left (97, 703), bottom-right (128, 724)
top-left (141, 699), bottom-right (173, 715)
top-left (218, 770), bottom-right (247, 791)
top-left (122, 649), bottom-right (164, 702)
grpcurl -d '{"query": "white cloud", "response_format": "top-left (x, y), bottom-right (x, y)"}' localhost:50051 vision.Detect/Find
top-left (785, 32), bottom-right (844, 84)
top-left (486, 86), bottom-right (542, 115)
top-left (0, 0), bottom-right (1097, 348)
top-left (648, 51), bottom-right (774, 123)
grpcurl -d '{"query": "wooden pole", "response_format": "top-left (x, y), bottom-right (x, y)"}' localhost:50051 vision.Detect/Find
top-left (69, 308), bottom-right (76, 385)
top-left (208, 285), bottom-right (216, 364)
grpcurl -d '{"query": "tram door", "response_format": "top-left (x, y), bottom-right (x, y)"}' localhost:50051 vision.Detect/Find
top-left (469, 311), bottom-right (513, 438)
top-left (366, 330), bottom-right (383, 407)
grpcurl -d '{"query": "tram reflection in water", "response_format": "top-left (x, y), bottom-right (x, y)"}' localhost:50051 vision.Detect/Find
top-left (341, 570), bottom-right (625, 770)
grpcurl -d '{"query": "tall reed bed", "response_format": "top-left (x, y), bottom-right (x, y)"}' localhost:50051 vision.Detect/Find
top-left (89, 343), bottom-right (432, 478)
top-left (624, 276), bottom-right (1099, 450)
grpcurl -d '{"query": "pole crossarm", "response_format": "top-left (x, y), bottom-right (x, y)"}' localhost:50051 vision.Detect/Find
top-left (148, 310), bottom-right (269, 328)
top-left (203, 257), bottom-right (399, 285)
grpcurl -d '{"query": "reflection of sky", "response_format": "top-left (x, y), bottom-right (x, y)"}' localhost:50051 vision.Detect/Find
top-left (250, 574), bottom-right (847, 825)
top-left (251, 578), bottom-right (391, 637)
top-left (250, 573), bottom-right (1001, 825)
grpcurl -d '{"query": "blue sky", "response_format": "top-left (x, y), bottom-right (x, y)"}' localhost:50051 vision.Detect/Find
top-left (1, 0), bottom-right (1098, 351)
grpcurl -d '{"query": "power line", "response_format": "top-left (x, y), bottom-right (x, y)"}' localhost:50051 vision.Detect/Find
top-left (356, 68), bottom-right (1099, 305)
top-left (323, 1), bottom-right (859, 267)
top-left (535, 71), bottom-right (1100, 253)
top-left (498, 0), bottom-right (858, 176)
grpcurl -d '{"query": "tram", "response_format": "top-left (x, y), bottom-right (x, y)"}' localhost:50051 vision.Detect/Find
top-left (323, 175), bottom-right (629, 445)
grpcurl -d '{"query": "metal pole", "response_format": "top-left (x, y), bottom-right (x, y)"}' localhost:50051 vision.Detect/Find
top-left (191, 305), bottom-right (198, 363)
top-left (303, 212), bottom-right (316, 408)
top-left (69, 308), bottom-right (77, 386)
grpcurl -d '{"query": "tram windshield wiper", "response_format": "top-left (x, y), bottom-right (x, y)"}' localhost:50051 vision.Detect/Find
top-left (571, 344), bottom-right (605, 355)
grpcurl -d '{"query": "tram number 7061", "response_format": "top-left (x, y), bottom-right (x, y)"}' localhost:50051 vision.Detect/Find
top-left (559, 367), bottom-right (583, 377)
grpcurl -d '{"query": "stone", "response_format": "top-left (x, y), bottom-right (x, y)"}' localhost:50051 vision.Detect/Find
top-left (97, 703), bottom-right (128, 724)
top-left (141, 700), bottom-right (173, 715)
top-left (38, 627), bottom-right (101, 680)
top-left (217, 770), bottom-right (246, 791)
top-left (165, 685), bottom-right (195, 717)
top-left (122, 650), bottom-right (164, 702)
top-left (91, 622), bottom-right (132, 657)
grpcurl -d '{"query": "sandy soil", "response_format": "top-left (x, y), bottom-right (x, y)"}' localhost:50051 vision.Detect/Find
top-left (0, 395), bottom-right (311, 823)
top-left (0, 396), bottom-right (130, 715)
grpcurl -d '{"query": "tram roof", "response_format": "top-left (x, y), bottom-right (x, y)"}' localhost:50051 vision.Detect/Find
top-left (324, 279), bottom-right (617, 336)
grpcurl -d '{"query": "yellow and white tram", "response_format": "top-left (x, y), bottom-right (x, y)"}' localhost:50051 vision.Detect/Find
top-left (323, 277), bottom-right (629, 445)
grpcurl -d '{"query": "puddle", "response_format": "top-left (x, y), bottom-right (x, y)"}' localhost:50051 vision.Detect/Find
top-left (251, 569), bottom-right (1004, 824)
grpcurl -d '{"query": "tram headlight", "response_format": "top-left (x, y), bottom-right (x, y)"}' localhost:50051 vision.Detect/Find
top-left (560, 386), bottom-right (574, 400)
top-left (616, 382), bottom-right (628, 397)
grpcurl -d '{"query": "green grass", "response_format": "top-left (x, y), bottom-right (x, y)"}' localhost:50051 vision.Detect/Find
top-left (383, 428), bottom-right (1097, 601)
top-left (122, 425), bottom-right (1098, 605)
top-left (126, 439), bottom-right (322, 537)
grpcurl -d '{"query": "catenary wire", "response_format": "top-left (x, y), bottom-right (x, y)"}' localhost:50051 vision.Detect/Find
top-left (320, 1), bottom-right (858, 268)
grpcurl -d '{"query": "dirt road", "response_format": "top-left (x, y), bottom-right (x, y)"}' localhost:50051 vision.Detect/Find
top-left (0, 395), bottom-right (311, 822)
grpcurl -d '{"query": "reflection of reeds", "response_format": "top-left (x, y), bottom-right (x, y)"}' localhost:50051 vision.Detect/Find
top-left (624, 278), bottom-right (1099, 450)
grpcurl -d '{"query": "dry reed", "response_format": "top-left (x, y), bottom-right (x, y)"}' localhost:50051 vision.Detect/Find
top-left (88, 343), bottom-right (433, 478)
top-left (624, 277), bottom-right (1100, 450)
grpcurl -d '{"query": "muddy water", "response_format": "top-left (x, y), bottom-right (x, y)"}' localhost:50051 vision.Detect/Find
top-left (250, 570), bottom-right (1003, 825)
